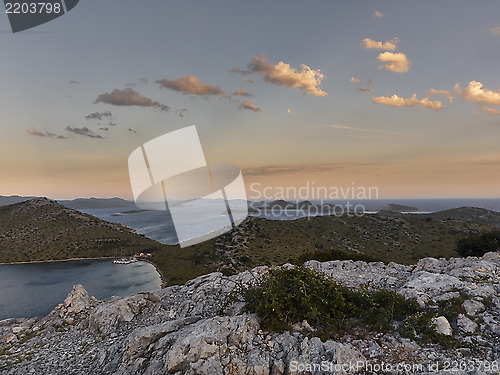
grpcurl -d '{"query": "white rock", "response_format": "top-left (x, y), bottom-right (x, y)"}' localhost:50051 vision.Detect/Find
top-left (12, 326), bottom-right (24, 334)
top-left (433, 316), bottom-right (452, 336)
top-left (64, 284), bottom-right (91, 314)
top-left (5, 334), bottom-right (16, 343)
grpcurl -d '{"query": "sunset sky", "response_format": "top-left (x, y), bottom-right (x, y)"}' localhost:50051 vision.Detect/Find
top-left (1, 1), bottom-right (500, 199)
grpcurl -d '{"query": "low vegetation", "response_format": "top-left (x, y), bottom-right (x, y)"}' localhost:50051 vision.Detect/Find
top-left (234, 266), bottom-right (462, 348)
top-left (456, 230), bottom-right (500, 257)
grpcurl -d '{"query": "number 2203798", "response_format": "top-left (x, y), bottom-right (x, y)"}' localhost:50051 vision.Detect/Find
top-left (5, 2), bottom-right (62, 14)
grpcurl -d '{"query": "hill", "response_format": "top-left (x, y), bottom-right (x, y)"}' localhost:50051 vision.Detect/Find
top-left (150, 208), bottom-right (500, 284)
top-left (58, 197), bottom-right (135, 209)
top-left (374, 203), bottom-right (420, 212)
top-left (425, 206), bottom-right (500, 227)
top-left (0, 198), bottom-right (164, 263)
top-left (0, 195), bottom-right (36, 207)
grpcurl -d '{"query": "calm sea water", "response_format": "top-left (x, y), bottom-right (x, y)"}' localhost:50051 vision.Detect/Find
top-left (0, 259), bottom-right (161, 320)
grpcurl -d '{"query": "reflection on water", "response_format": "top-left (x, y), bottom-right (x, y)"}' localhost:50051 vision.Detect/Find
top-left (0, 259), bottom-right (161, 320)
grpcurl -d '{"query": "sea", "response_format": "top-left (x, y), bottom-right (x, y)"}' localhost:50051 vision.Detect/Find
top-left (0, 259), bottom-right (161, 320)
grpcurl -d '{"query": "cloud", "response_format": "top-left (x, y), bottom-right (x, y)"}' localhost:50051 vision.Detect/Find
top-left (454, 81), bottom-right (500, 105)
top-left (139, 78), bottom-right (148, 85)
top-left (156, 75), bottom-right (226, 97)
top-left (243, 161), bottom-right (379, 177)
top-left (418, 97), bottom-right (443, 110)
top-left (363, 38), bottom-right (398, 51)
top-left (94, 88), bottom-right (170, 111)
top-left (330, 124), bottom-right (411, 136)
top-left (376, 52), bottom-right (410, 73)
top-left (238, 99), bottom-right (261, 113)
top-left (237, 54), bottom-right (327, 97)
top-left (228, 66), bottom-right (249, 75)
top-left (372, 94), bottom-right (442, 110)
top-left (490, 26), bottom-right (500, 36)
top-left (69, 80), bottom-right (80, 85)
top-left (26, 129), bottom-right (67, 139)
top-left (229, 69), bottom-right (255, 84)
top-left (177, 108), bottom-right (189, 117)
top-left (480, 105), bottom-right (500, 115)
top-left (85, 111), bottom-right (112, 120)
top-left (373, 11), bottom-right (383, 19)
top-left (356, 87), bottom-right (373, 93)
top-left (427, 89), bottom-right (454, 104)
top-left (232, 89), bottom-right (251, 97)
top-left (66, 126), bottom-right (103, 138)
top-left (353, 78), bottom-right (373, 92)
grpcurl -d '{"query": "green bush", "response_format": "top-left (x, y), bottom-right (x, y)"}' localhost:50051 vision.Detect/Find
top-left (456, 230), bottom-right (500, 257)
top-left (240, 265), bottom-right (421, 340)
top-left (230, 265), bottom-right (464, 348)
top-left (296, 248), bottom-right (380, 264)
top-left (242, 265), bottom-right (346, 333)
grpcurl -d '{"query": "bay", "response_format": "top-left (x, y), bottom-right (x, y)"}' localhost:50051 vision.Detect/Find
top-left (0, 259), bottom-right (161, 320)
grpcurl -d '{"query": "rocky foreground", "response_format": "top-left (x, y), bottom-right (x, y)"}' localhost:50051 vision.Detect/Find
top-left (1, 253), bottom-right (499, 375)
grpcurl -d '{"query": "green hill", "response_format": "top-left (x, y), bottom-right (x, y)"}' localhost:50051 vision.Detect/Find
top-left (150, 209), bottom-right (499, 284)
top-left (0, 197), bottom-right (164, 263)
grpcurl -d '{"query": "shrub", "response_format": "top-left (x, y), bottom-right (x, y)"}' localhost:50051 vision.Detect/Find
top-left (240, 265), bottom-right (419, 340)
top-left (296, 248), bottom-right (380, 264)
top-left (456, 230), bottom-right (500, 257)
top-left (229, 265), bottom-right (464, 348)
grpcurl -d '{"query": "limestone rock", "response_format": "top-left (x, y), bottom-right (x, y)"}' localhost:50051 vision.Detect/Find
top-left (433, 316), bottom-right (453, 336)
top-left (1, 253), bottom-right (499, 374)
top-left (463, 300), bottom-right (485, 316)
top-left (63, 284), bottom-right (92, 314)
top-left (457, 314), bottom-right (478, 334)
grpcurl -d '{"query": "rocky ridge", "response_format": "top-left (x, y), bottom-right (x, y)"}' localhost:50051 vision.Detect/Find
top-left (0, 253), bottom-right (499, 374)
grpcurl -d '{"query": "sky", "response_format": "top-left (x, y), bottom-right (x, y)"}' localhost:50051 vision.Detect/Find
top-left (1, 0), bottom-right (500, 200)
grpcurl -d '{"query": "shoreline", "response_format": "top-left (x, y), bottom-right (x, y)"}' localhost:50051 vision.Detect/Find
top-left (0, 256), bottom-right (116, 266)
top-left (141, 258), bottom-right (167, 288)
top-left (0, 256), bottom-right (167, 288)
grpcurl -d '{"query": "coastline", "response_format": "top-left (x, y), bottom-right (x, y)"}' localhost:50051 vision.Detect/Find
top-left (0, 256), bottom-right (167, 288)
top-left (0, 256), bottom-right (115, 266)
top-left (0, 257), bottom-right (115, 266)
top-left (141, 258), bottom-right (167, 288)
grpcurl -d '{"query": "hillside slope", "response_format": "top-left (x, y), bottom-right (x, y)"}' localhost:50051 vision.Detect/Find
top-left (0, 198), bottom-right (165, 263)
top-left (152, 209), bottom-right (500, 283)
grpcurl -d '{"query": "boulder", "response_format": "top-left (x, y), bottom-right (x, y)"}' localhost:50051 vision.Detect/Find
top-left (63, 284), bottom-right (92, 314)
top-left (457, 314), bottom-right (478, 334)
top-left (433, 316), bottom-right (452, 336)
